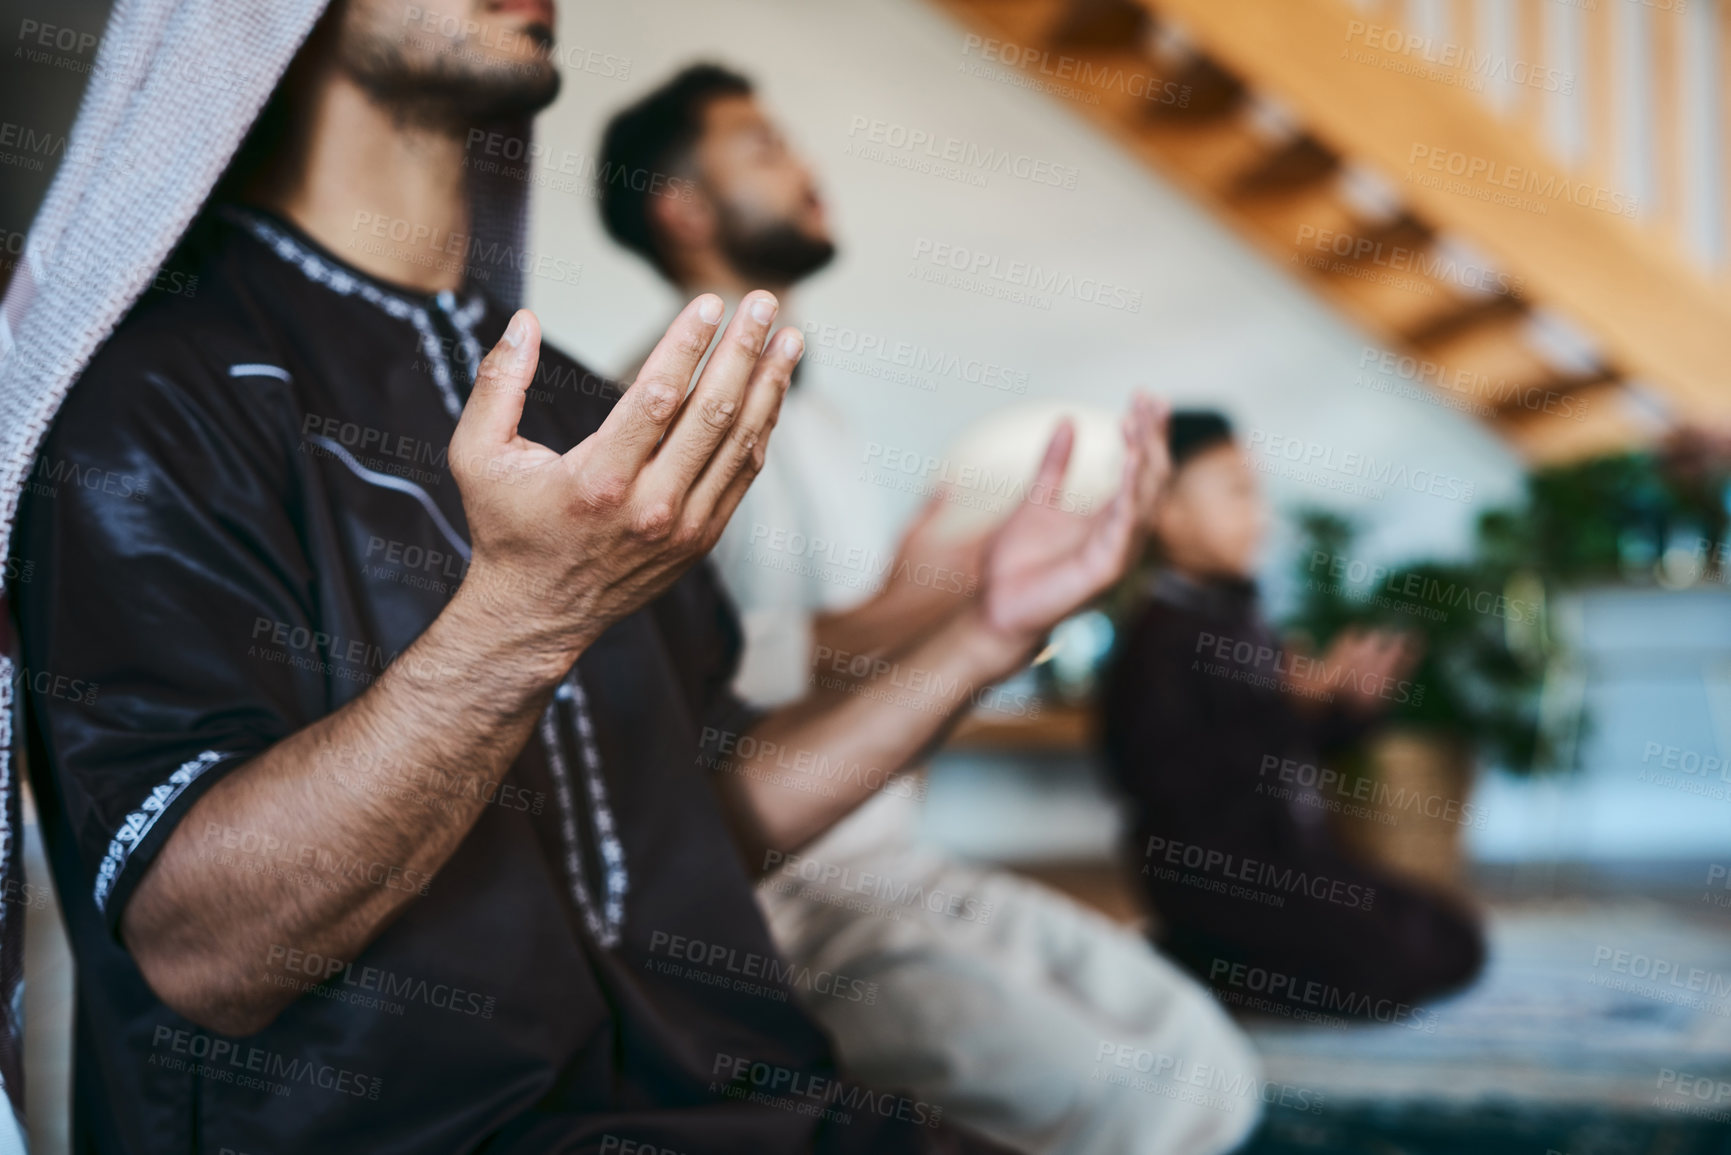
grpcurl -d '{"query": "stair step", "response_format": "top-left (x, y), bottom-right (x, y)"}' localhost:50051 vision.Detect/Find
top-left (1492, 381), bottom-right (1648, 464)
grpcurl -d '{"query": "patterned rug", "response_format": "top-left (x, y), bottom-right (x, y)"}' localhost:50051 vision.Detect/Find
top-left (1237, 900), bottom-right (1731, 1150)
top-left (1244, 1100), bottom-right (1731, 1154)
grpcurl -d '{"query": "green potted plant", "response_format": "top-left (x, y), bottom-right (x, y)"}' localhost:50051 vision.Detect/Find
top-left (1283, 509), bottom-right (1557, 886)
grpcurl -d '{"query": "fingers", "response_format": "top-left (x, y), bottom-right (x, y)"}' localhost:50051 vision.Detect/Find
top-left (1065, 481), bottom-right (1140, 612)
top-left (1055, 446), bottom-right (1143, 610)
top-left (1028, 420), bottom-right (1076, 508)
top-left (1357, 638), bottom-right (1397, 679)
top-left (692, 325), bottom-right (804, 529)
top-left (1085, 416), bottom-right (1160, 597)
top-left (1139, 394), bottom-right (1172, 507)
top-left (457, 310), bottom-right (541, 451)
top-left (1095, 445), bottom-right (1144, 567)
top-left (1375, 631), bottom-right (1423, 677)
top-left (584, 294), bottom-right (727, 475)
top-left (1121, 393), bottom-right (1170, 519)
top-left (1045, 393), bottom-right (1166, 599)
top-left (649, 290), bottom-right (782, 491)
top-left (1098, 404), bottom-right (1149, 537)
top-left (1360, 629), bottom-right (1399, 655)
top-left (1330, 630), bottom-right (1376, 671)
top-left (1335, 629), bottom-right (1418, 681)
top-left (709, 450), bottom-right (768, 541)
top-left (903, 487), bottom-right (953, 543)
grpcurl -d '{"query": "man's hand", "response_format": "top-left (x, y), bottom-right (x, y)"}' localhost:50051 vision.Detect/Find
top-left (1289, 627), bottom-right (1423, 715)
top-left (884, 490), bottom-right (989, 604)
top-left (812, 492), bottom-right (988, 664)
top-left (718, 394), bottom-right (1170, 859)
top-left (123, 291), bottom-right (802, 1037)
top-left (972, 394), bottom-right (1170, 670)
top-left (450, 292), bottom-right (804, 661)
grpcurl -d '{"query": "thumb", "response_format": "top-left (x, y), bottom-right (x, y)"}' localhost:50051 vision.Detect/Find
top-left (902, 485), bottom-right (952, 541)
top-left (1029, 419), bottom-right (1076, 505)
top-left (457, 309), bottom-right (542, 450)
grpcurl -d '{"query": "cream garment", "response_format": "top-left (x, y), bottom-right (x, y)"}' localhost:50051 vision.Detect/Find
top-left (706, 362), bottom-right (1263, 1155)
top-left (708, 377), bottom-right (924, 912)
top-left (709, 382), bottom-right (897, 707)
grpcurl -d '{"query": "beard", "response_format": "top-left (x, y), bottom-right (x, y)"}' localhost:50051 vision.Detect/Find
top-left (339, 20), bottom-right (562, 131)
top-left (715, 204), bottom-right (837, 287)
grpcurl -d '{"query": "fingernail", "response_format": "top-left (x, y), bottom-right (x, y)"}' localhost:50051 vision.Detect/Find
top-left (502, 311), bottom-right (528, 349)
top-left (750, 294), bottom-right (778, 324)
top-left (780, 330), bottom-right (805, 358)
top-left (698, 295), bottom-right (724, 324)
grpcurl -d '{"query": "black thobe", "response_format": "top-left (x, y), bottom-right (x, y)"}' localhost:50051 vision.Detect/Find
top-left (13, 206), bottom-right (1003, 1154)
top-left (1101, 572), bottom-right (1484, 1019)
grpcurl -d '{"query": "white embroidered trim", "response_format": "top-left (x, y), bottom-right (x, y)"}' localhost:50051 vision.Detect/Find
top-left (443, 292), bottom-right (487, 388)
top-left (93, 750), bottom-right (227, 913)
top-left (220, 211), bottom-right (622, 947)
top-left (305, 434), bottom-right (472, 562)
top-left (540, 671), bottom-right (628, 948)
top-left (223, 209), bottom-right (476, 421)
top-left (228, 363), bottom-right (292, 382)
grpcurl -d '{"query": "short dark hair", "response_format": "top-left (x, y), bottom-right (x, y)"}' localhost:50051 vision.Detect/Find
top-left (598, 63), bottom-right (753, 279)
top-left (1168, 410), bottom-right (1235, 468)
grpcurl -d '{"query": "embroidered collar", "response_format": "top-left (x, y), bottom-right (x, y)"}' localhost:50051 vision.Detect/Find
top-left (221, 205), bottom-right (489, 420)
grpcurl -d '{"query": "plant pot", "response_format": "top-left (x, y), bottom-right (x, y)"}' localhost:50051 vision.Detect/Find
top-left (1329, 728), bottom-right (1477, 894)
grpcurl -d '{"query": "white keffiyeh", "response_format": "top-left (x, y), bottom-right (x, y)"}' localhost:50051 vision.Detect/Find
top-left (0, 1), bottom-right (533, 1136)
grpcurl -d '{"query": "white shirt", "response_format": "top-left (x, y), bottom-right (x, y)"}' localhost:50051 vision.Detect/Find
top-left (707, 354), bottom-right (919, 871)
top-left (710, 381), bottom-right (899, 706)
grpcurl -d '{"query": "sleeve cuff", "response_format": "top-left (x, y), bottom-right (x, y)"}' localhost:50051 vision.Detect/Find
top-left (92, 749), bottom-right (245, 937)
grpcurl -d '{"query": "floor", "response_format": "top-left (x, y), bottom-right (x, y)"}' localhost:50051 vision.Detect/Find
top-left (1245, 898), bottom-right (1731, 1112)
top-left (22, 748), bottom-right (1731, 1153)
top-left (1242, 1100), bottom-right (1731, 1154)
top-left (1008, 856), bottom-right (1731, 1149)
top-left (922, 730), bottom-right (1731, 1148)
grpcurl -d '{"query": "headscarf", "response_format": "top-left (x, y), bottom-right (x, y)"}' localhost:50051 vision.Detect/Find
top-left (0, 0), bottom-right (534, 1131)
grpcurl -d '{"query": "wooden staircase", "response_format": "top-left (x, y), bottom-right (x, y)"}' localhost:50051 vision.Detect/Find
top-left (931, 0), bottom-right (1731, 462)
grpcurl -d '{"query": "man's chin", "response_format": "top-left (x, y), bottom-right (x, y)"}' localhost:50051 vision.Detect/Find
top-left (457, 31), bottom-right (563, 119)
top-left (392, 66), bottom-right (562, 129)
top-left (470, 63), bottom-right (562, 121)
top-left (343, 34), bottom-right (562, 130)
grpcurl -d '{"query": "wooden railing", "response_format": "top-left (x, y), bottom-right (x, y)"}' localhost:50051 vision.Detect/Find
top-left (1355, 0), bottom-right (1711, 276)
top-left (928, 0), bottom-right (1731, 461)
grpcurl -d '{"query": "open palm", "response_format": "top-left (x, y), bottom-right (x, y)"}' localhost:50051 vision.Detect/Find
top-left (978, 396), bottom-right (1169, 644)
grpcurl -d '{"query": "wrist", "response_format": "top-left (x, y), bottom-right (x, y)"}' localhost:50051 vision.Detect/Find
top-left (447, 559), bottom-right (593, 684)
top-left (854, 584), bottom-right (914, 635)
top-left (951, 605), bottom-right (1042, 686)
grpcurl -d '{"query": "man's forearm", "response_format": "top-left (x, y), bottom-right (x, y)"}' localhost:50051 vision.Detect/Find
top-left (714, 609), bottom-right (1027, 864)
top-left (811, 594), bottom-right (967, 671)
top-left (717, 394), bottom-right (1167, 867)
top-left (122, 567), bottom-right (579, 1036)
top-left (116, 292), bottom-right (799, 1036)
